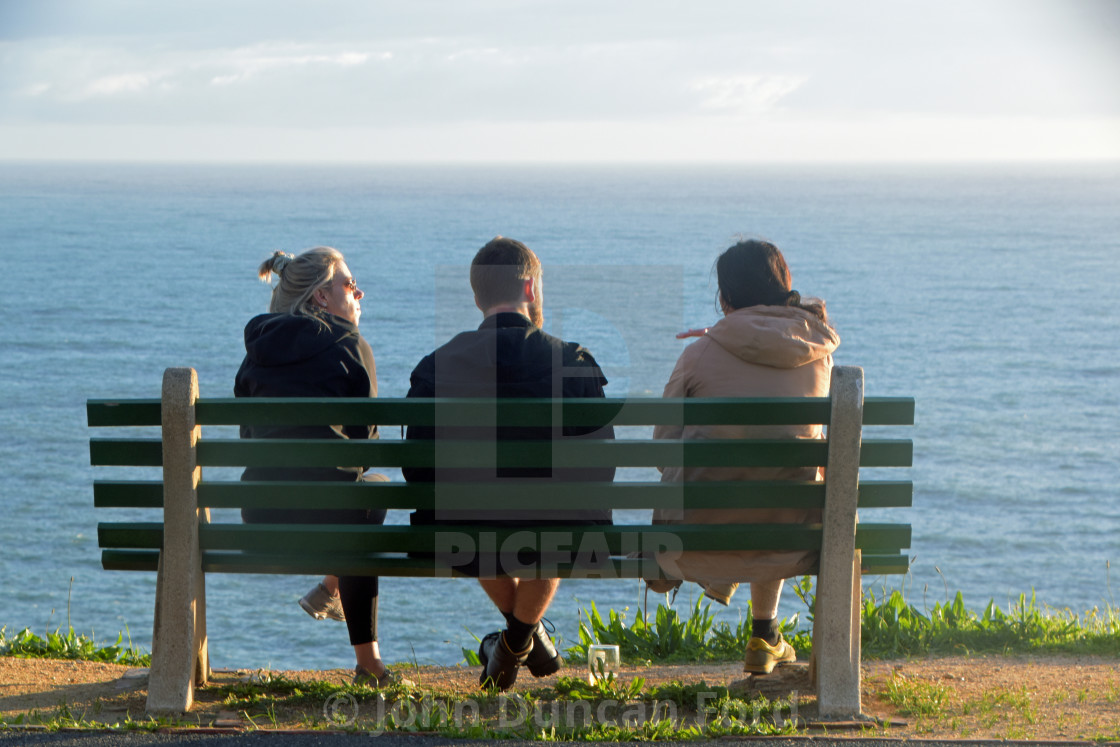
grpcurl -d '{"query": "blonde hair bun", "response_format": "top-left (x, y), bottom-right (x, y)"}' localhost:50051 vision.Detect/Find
top-left (258, 251), bottom-right (295, 282)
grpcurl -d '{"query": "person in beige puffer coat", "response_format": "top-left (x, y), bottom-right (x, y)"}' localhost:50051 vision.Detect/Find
top-left (652, 239), bottom-right (840, 675)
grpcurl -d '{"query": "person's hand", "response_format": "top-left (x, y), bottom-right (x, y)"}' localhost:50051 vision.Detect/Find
top-left (675, 327), bottom-right (709, 339)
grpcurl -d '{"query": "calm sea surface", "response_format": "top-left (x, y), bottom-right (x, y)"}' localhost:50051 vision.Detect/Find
top-left (1, 162), bottom-right (1117, 670)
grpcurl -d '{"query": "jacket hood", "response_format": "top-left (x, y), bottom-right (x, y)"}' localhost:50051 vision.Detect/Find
top-left (242, 312), bottom-right (359, 368)
top-left (705, 304), bottom-right (839, 369)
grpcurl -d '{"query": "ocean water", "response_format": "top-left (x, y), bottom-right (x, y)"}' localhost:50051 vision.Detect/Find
top-left (1, 161), bottom-right (1117, 671)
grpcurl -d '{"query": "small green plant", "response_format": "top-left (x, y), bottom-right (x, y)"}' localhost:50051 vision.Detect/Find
top-left (0, 625), bottom-right (149, 666)
top-left (569, 577), bottom-right (1120, 665)
top-left (571, 596), bottom-right (807, 664)
top-left (961, 685), bottom-right (1038, 728)
top-left (862, 587), bottom-right (1120, 658)
top-left (0, 704), bottom-right (178, 732)
top-left (880, 672), bottom-right (951, 717)
top-left (553, 673), bottom-right (646, 701)
top-left (460, 627), bottom-right (482, 666)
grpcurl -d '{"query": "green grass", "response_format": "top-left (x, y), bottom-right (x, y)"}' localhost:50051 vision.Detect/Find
top-left (861, 588), bottom-right (1120, 658)
top-left (571, 576), bottom-right (1120, 662)
top-left (0, 708), bottom-right (173, 732)
top-left (881, 672), bottom-right (951, 717)
top-left (0, 625), bottom-right (150, 666)
top-left (3, 577), bottom-right (1116, 671)
top-left (0, 577), bottom-right (151, 667)
top-left (205, 669), bottom-right (801, 738)
top-left (568, 596), bottom-right (795, 664)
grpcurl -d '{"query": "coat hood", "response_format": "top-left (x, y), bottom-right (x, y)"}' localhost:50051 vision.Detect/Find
top-left (705, 304), bottom-right (839, 369)
top-left (242, 312), bottom-right (360, 368)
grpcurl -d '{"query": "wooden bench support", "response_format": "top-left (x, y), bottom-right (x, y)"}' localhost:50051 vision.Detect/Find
top-left (811, 366), bottom-right (864, 718)
top-left (148, 368), bottom-right (210, 714)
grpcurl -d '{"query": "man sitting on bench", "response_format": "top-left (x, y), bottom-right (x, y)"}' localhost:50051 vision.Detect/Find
top-left (403, 236), bottom-right (615, 690)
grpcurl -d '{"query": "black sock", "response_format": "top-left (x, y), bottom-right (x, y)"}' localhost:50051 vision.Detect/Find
top-left (752, 618), bottom-right (779, 645)
top-left (504, 615), bottom-right (535, 652)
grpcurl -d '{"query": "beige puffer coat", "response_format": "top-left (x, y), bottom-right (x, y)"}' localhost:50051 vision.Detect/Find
top-left (653, 303), bottom-right (840, 584)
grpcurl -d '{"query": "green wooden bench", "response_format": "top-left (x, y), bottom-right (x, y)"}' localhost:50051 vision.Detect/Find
top-left (88, 365), bottom-right (913, 718)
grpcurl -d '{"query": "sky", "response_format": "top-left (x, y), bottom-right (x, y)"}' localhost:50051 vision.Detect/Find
top-left (1, 0), bottom-right (1118, 163)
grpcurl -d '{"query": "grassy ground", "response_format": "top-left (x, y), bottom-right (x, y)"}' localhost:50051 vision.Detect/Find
top-left (3, 580), bottom-right (1118, 740)
top-left (2, 655), bottom-right (1118, 741)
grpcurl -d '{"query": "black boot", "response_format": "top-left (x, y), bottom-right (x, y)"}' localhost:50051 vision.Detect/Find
top-left (524, 619), bottom-right (562, 677)
top-left (478, 631), bottom-right (531, 691)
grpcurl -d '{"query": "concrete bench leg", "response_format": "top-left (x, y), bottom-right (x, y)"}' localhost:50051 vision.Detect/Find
top-left (812, 366), bottom-right (864, 719)
top-left (147, 367), bottom-right (210, 715)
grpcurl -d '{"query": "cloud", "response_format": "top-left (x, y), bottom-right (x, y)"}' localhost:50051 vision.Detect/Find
top-left (84, 72), bottom-right (153, 97)
top-left (691, 75), bottom-right (806, 114)
top-left (0, 0), bottom-right (1116, 160)
top-left (1, 40), bottom-right (393, 120)
top-left (5, 37), bottom-right (792, 126)
top-left (209, 47), bottom-right (378, 87)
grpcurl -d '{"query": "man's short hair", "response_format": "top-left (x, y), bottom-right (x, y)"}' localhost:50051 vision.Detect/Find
top-left (470, 236), bottom-right (542, 310)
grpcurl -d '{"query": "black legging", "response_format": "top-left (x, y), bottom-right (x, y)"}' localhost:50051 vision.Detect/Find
top-left (242, 474), bottom-right (387, 646)
top-left (323, 502), bottom-right (385, 646)
top-left (338, 574), bottom-right (379, 645)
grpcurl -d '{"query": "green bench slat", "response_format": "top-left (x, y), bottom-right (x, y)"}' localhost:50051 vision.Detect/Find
top-left (203, 480), bottom-right (837, 511)
top-left (98, 521), bottom-right (910, 555)
top-left (861, 555), bottom-right (911, 575)
top-left (192, 438), bottom-right (909, 469)
top-left (101, 548), bottom-right (910, 577)
top-left (99, 522), bottom-right (163, 549)
top-left (207, 479), bottom-right (912, 510)
top-left (852, 480), bottom-right (913, 507)
top-left (195, 398), bottom-right (841, 427)
top-left (94, 480), bottom-right (164, 508)
top-left (90, 438), bottom-right (163, 466)
top-left (860, 439), bottom-right (913, 467)
top-left (90, 436), bottom-right (911, 469)
top-left (862, 398), bottom-right (915, 425)
top-left (192, 522), bottom-right (908, 554)
top-left (92, 479), bottom-right (912, 511)
top-left (89, 396), bottom-right (913, 429)
top-left (194, 438), bottom-right (829, 469)
top-left (200, 552), bottom-right (666, 579)
top-left (87, 399), bottom-right (161, 427)
top-left (101, 549), bottom-right (161, 572)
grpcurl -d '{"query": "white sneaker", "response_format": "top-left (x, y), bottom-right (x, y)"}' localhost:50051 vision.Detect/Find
top-left (299, 583), bottom-right (345, 621)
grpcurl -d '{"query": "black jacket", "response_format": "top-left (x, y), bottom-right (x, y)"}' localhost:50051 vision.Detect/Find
top-left (234, 311), bottom-right (377, 483)
top-left (404, 313), bottom-right (615, 525)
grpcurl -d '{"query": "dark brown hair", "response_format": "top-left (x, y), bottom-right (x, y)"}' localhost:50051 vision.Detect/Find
top-left (470, 236), bottom-right (541, 310)
top-left (716, 239), bottom-right (828, 323)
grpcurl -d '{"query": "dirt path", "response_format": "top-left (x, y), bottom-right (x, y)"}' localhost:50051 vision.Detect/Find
top-left (2, 655), bottom-right (1118, 740)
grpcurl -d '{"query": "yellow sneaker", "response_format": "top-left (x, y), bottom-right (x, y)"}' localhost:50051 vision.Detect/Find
top-left (743, 634), bottom-right (796, 675)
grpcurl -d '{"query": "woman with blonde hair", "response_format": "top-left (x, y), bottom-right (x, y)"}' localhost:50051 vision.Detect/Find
top-left (652, 239), bottom-right (839, 675)
top-left (235, 246), bottom-right (402, 687)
